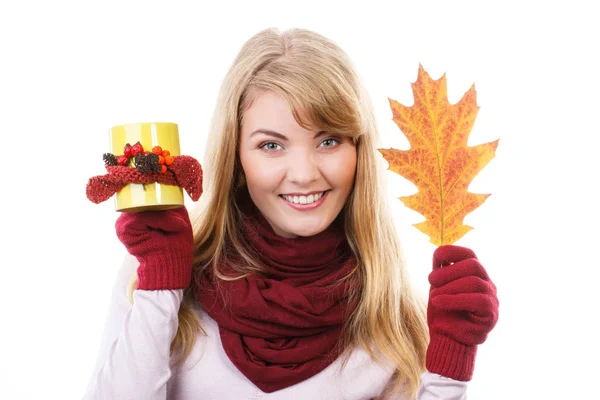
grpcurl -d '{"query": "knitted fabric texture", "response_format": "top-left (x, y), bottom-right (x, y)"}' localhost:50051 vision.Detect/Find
top-left (86, 155), bottom-right (203, 204)
top-left (426, 245), bottom-right (499, 381)
top-left (115, 206), bottom-right (194, 290)
top-left (196, 188), bottom-right (359, 393)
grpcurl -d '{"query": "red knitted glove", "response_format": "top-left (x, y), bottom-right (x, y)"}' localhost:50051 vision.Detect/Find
top-left (115, 206), bottom-right (194, 290)
top-left (426, 245), bottom-right (499, 381)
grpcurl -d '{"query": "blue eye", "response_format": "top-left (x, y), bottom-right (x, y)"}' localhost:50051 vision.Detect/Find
top-left (259, 142), bottom-right (282, 151)
top-left (320, 138), bottom-right (341, 148)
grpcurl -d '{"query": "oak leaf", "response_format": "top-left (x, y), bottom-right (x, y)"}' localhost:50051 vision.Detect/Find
top-left (379, 65), bottom-right (498, 246)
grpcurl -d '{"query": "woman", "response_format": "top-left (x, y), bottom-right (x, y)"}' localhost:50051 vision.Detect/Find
top-left (83, 27), bottom-right (498, 399)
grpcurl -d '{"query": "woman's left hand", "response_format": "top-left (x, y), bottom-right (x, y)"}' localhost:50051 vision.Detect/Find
top-left (425, 245), bottom-right (499, 381)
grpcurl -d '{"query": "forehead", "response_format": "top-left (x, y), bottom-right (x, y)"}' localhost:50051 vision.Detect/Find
top-left (240, 91), bottom-right (318, 138)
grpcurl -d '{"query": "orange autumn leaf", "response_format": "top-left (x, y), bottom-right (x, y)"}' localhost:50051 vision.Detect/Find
top-left (378, 65), bottom-right (498, 246)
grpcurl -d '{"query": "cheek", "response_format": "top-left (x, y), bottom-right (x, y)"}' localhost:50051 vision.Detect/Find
top-left (241, 151), bottom-right (285, 191)
top-left (324, 149), bottom-right (357, 188)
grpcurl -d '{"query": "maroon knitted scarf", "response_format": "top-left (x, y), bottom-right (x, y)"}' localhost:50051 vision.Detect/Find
top-left (196, 190), bottom-right (359, 393)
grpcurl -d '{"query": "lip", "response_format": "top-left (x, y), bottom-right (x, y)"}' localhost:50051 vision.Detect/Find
top-left (280, 190), bottom-right (329, 211)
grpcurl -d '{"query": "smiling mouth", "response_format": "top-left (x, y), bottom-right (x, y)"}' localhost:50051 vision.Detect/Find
top-left (279, 190), bottom-right (329, 205)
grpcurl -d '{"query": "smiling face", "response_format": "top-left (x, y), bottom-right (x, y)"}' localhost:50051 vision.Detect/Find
top-left (239, 91), bottom-right (357, 238)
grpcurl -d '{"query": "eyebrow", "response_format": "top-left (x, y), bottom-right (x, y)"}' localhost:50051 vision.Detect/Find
top-left (249, 129), bottom-right (328, 141)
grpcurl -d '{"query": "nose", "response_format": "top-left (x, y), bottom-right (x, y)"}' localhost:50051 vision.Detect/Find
top-left (286, 149), bottom-right (320, 185)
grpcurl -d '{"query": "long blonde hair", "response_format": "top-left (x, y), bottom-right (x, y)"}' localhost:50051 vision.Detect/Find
top-left (126, 27), bottom-right (429, 399)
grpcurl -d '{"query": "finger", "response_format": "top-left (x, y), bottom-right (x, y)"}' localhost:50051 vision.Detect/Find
top-left (432, 293), bottom-right (498, 318)
top-left (433, 245), bottom-right (477, 269)
top-left (429, 258), bottom-right (490, 288)
top-left (430, 275), bottom-right (493, 297)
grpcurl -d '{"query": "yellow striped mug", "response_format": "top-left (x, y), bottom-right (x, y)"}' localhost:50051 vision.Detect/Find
top-left (109, 122), bottom-right (184, 212)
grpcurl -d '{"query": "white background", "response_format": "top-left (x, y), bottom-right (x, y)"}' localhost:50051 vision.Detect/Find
top-left (1, 1), bottom-right (598, 399)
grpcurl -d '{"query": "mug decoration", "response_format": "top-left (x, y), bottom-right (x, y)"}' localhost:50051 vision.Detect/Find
top-left (86, 140), bottom-right (203, 208)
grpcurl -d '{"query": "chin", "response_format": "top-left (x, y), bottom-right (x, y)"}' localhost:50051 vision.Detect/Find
top-left (285, 218), bottom-right (330, 238)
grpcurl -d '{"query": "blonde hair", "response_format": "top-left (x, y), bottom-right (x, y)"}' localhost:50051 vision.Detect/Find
top-left (126, 27), bottom-right (429, 399)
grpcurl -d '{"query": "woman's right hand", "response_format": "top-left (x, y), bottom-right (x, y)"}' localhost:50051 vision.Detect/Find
top-left (115, 206), bottom-right (194, 290)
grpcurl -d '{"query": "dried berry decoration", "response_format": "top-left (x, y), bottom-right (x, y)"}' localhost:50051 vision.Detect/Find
top-left (131, 141), bottom-right (144, 156)
top-left (152, 146), bottom-right (163, 155)
top-left (103, 153), bottom-right (118, 166)
top-left (100, 143), bottom-right (174, 179)
top-left (123, 143), bottom-right (133, 158)
top-left (117, 155), bottom-right (129, 166)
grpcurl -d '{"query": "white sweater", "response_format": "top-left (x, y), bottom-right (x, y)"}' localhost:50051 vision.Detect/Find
top-left (82, 254), bottom-right (468, 400)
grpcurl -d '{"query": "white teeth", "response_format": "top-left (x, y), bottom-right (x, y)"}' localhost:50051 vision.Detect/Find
top-left (282, 191), bottom-right (325, 204)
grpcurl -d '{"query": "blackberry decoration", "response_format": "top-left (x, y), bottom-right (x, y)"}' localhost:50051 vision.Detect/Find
top-left (134, 152), bottom-right (162, 174)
